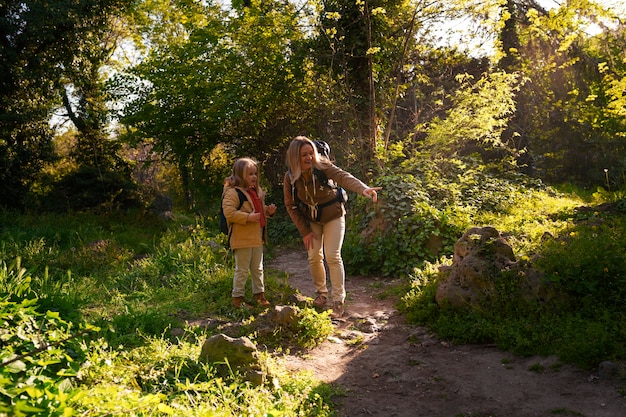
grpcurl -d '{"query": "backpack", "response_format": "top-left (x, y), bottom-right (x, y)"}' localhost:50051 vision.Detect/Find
top-left (219, 188), bottom-right (246, 235)
top-left (314, 140), bottom-right (330, 159)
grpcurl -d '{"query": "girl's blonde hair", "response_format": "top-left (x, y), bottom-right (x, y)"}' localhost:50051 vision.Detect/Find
top-left (285, 135), bottom-right (329, 184)
top-left (225, 158), bottom-right (265, 197)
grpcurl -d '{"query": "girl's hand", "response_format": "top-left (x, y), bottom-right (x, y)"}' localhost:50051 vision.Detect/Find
top-left (247, 212), bottom-right (261, 223)
top-left (362, 187), bottom-right (382, 203)
top-left (267, 204), bottom-right (277, 216)
top-left (302, 232), bottom-right (319, 250)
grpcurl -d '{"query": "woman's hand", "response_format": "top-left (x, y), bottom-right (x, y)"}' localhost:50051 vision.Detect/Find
top-left (302, 232), bottom-right (319, 250)
top-left (362, 187), bottom-right (382, 203)
top-left (267, 204), bottom-right (277, 216)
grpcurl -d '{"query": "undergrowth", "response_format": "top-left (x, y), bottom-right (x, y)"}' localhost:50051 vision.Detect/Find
top-left (0, 210), bottom-right (336, 416)
top-left (400, 184), bottom-right (626, 370)
top-left (342, 156), bottom-right (574, 277)
top-left (1, 160), bottom-right (626, 415)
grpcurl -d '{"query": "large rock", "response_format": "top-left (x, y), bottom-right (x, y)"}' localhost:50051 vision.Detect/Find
top-left (199, 333), bottom-right (265, 385)
top-left (271, 305), bottom-right (299, 327)
top-left (436, 226), bottom-right (552, 308)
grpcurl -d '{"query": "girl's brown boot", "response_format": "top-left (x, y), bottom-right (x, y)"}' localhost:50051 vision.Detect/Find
top-left (253, 292), bottom-right (270, 307)
top-left (232, 296), bottom-right (249, 308)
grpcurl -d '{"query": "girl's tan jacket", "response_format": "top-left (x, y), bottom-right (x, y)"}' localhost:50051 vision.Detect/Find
top-left (222, 186), bottom-right (271, 250)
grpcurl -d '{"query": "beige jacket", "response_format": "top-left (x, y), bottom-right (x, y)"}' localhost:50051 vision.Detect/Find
top-left (222, 186), bottom-right (271, 249)
top-left (283, 163), bottom-right (368, 237)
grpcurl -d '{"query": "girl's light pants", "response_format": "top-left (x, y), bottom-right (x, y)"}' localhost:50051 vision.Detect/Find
top-left (308, 215), bottom-right (346, 303)
top-left (232, 246), bottom-right (264, 298)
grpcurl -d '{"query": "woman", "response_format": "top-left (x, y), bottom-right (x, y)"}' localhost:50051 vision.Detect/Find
top-left (283, 136), bottom-right (381, 318)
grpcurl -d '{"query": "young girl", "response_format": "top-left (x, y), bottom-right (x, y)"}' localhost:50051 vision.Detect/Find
top-left (223, 158), bottom-right (277, 308)
top-left (283, 136), bottom-right (381, 318)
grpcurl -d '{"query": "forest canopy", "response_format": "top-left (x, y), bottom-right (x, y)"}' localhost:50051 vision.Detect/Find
top-left (1, 0), bottom-right (625, 210)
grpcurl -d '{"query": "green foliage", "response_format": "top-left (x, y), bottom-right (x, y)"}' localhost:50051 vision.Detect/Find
top-left (593, 185), bottom-right (626, 208)
top-left (424, 72), bottom-right (521, 157)
top-left (0, 295), bottom-right (97, 416)
top-left (0, 209), bottom-right (164, 279)
top-left (401, 187), bottom-right (626, 369)
top-left (0, 119), bottom-right (55, 209)
top-left (343, 157), bottom-right (551, 277)
top-left (343, 172), bottom-right (463, 277)
top-left (293, 308), bottom-right (334, 350)
top-left (40, 166), bottom-right (142, 213)
top-left (238, 304), bottom-right (334, 352)
top-left (113, 0), bottom-right (313, 203)
top-left (70, 334), bottom-right (336, 416)
top-left (403, 269), bottom-right (626, 368)
top-left (312, 0), bottom-right (420, 168)
top-left (518, 2), bottom-right (626, 185)
top-left (0, 209), bottom-right (338, 415)
top-left (399, 261), bottom-right (446, 325)
top-left (1, 0), bottom-right (135, 210)
top-left (100, 308), bottom-right (175, 347)
top-left (0, 210), bottom-right (231, 345)
top-left (0, 258), bottom-right (33, 299)
top-left (535, 214), bottom-right (626, 307)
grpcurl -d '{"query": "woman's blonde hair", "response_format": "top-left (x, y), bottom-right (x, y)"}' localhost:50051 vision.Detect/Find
top-left (285, 136), bottom-right (328, 184)
top-left (225, 157), bottom-right (265, 197)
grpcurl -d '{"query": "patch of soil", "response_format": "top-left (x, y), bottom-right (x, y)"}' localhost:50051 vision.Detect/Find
top-left (267, 248), bottom-right (626, 417)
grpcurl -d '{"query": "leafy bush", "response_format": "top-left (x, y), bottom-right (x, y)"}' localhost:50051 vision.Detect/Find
top-left (40, 166), bottom-right (142, 213)
top-left (0, 296), bottom-right (97, 416)
top-left (277, 155), bottom-right (557, 279)
top-left (535, 214), bottom-right (626, 307)
top-left (401, 189), bottom-right (626, 369)
top-left (343, 156), bottom-right (556, 277)
top-left (293, 308), bottom-right (334, 349)
top-left (343, 173), bottom-right (461, 277)
top-left (399, 260), bottom-right (446, 325)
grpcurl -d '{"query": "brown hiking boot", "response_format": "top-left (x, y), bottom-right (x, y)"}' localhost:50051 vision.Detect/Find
top-left (313, 294), bottom-right (327, 308)
top-left (331, 301), bottom-right (344, 319)
top-left (232, 296), bottom-right (250, 308)
top-left (253, 292), bottom-right (270, 307)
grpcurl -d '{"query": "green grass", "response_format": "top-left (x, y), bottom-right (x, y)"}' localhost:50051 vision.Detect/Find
top-left (0, 209), bottom-right (336, 416)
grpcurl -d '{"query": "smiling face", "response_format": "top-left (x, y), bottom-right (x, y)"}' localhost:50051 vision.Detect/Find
top-left (299, 144), bottom-right (315, 173)
top-left (245, 164), bottom-right (258, 188)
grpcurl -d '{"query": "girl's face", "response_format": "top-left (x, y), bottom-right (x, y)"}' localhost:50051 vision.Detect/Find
top-left (299, 144), bottom-right (315, 172)
top-left (245, 165), bottom-right (258, 188)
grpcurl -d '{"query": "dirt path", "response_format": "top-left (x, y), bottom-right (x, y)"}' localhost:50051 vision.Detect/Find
top-left (267, 249), bottom-right (626, 417)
